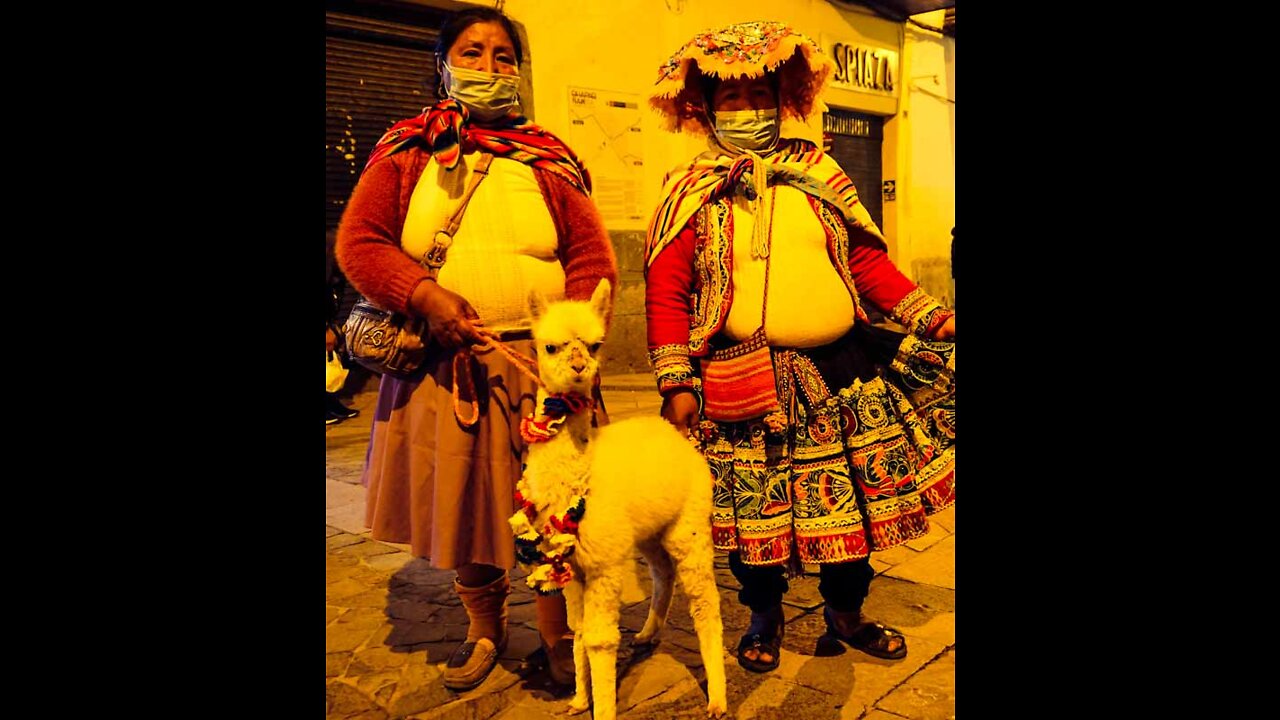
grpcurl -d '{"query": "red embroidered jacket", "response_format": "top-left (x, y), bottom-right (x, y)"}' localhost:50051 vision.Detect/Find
top-left (645, 195), bottom-right (952, 396)
top-left (337, 147), bottom-right (617, 316)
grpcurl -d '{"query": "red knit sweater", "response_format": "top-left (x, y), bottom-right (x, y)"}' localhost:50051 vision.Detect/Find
top-left (336, 147), bottom-right (618, 316)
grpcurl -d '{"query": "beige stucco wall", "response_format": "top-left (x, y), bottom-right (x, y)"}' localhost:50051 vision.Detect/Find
top-left (392, 1), bottom-right (954, 371)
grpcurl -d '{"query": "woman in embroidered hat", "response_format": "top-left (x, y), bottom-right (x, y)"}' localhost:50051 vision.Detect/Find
top-left (645, 21), bottom-right (955, 673)
top-left (336, 6), bottom-right (617, 692)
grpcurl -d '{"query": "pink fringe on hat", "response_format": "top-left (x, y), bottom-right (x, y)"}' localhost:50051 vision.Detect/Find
top-left (650, 21), bottom-right (835, 136)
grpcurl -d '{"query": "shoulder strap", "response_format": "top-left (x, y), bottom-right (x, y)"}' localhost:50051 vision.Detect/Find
top-left (420, 152), bottom-right (495, 275)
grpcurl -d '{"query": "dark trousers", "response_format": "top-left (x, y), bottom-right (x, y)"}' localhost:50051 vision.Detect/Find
top-left (728, 551), bottom-right (875, 614)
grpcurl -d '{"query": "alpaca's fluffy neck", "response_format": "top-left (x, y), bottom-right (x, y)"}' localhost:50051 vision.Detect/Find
top-left (522, 388), bottom-right (595, 512)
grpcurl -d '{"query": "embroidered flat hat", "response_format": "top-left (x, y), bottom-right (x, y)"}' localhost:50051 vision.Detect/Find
top-left (650, 20), bottom-right (835, 136)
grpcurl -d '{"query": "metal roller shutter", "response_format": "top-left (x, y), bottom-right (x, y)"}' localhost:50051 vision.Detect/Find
top-left (325, 0), bottom-right (448, 324)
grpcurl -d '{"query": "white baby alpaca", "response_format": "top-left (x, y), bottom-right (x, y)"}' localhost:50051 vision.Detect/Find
top-left (522, 279), bottom-right (727, 720)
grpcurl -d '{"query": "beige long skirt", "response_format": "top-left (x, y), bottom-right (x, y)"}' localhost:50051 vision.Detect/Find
top-left (363, 340), bottom-right (539, 570)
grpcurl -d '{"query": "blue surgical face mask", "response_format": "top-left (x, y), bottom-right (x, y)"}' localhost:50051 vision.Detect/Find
top-left (443, 63), bottom-right (521, 120)
top-left (713, 108), bottom-right (780, 152)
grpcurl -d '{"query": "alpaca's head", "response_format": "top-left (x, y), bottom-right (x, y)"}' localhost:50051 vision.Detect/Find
top-left (528, 280), bottom-right (611, 395)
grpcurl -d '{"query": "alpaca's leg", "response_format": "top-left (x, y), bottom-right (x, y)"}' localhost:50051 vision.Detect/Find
top-left (666, 521), bottom-right (728, 717)
top-left (634, 539), bottom-right (675, 646)
top-left (562, 580), bottom-right (591, 714)
top-left (581, 569), bottom-right (624, 720)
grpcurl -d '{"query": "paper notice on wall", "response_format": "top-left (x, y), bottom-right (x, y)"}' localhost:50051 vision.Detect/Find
top-left (567, 87), bottom-right (645, 229)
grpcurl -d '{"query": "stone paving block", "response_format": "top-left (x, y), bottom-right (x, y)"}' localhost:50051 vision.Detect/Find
top-left (647, 625), bottom-right (703, 658)
top-left (329, 563), bottom-right (392, 590)
top-left (901, 611), bottom-right (954, 647)
top-left (784, 610), bottom-right (843, 658)
top-left (327, 680), bottom-right (387, 719)
top-left (362, 551), bottom-right (413, 574)
top-left (344, 588), bottom-right (393, 610)
top-left (327, 469), bottom-right (366, 487)
top-left (327, 480), bottom-right (370, 535)
top-left (332, 540), bottom-right (400, 560)
top-left (883, 536), bottom-right (954, 590)
top-left (328, 613), bottom-right (386, 654)
top-left (327, 509), bottom-right (372, 538)
top-left (328, 651), bottom-right (352, 678)
top-left (339, 711), bottom-right (389, 720)
top-left (617, 652), bottom-right (703, 715)
top-left (386, 597), bottom-right (437, 623)
top-left (833, 635), bottom-right (947, 719)
top-left (619, 598), bottom-right (651, 634)
top-left (650, 639), bottom-right (710, 672)
top-left (355, 669), bottom-right (401, 706)
top-left (863, 711), bottom-right (910, 720)
top-left (498, 626), bottom-right (543, 663)
top-left (782, 573), bottom-right (826, 611)
top-left (328, 525), bottom-right (344, 538)
top-left (383, 615), bottom-right (450, 648)
top-left (871, 558), bottom-right (893, 575)
top-left (328, 533), bottom-right (364, 550)
top-left (860, 577), bottom-right (955, 637)
top-left (928, 506), bottom-right (955, 534)
top-left (328, 553), bottom-right (363, 572)
top-left (619, 557), bottom-right (655, 605)
top-left (328, 605), bottom-right (345, 626)
top-left (491, 695), bottom-right (571, 719)
top-left (872, 544), bottom-right (920, 567)
top-left (874, 648), bottom-right (955, 720)
top-left (328, 577), bottom-right (379, 602)
top-left (405, 664), bottom-right (522, 719)
top-left (387, 660), bottom-right (453, 718)
top-left (723, 660), bottom-right (846, 720)
top-left (349, 645), bottom-right (412, 675)
top-left (392, 559), bottom-right (459, 591)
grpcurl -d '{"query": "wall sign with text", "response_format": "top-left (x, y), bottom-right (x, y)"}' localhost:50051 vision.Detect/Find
top-left (823, 36), bottom-right (899, 98)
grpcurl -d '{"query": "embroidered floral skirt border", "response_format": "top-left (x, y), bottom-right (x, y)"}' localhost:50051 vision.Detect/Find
top-left (707, 328), bottom-right (955, 566)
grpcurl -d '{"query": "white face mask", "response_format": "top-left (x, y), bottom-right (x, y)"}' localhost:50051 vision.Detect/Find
top-left (713, 108), bottom-right (780, 152)
top-left (443, 63), bottom-right (521, 121)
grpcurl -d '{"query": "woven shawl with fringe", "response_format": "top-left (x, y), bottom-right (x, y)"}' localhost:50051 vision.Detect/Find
top-left (362, 98), bottom-right (592, 195)
top-left (644, 139), bottom-right (884, 270)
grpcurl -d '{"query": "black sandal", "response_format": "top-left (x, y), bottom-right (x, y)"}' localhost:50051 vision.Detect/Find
top-left (737, 607), bottom-right (785, 673)
top-left (824, 606), bottom-right (907, 660)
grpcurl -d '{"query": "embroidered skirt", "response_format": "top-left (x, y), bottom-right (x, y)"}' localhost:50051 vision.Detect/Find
top-left (705, 324), bottom-right (955, 566)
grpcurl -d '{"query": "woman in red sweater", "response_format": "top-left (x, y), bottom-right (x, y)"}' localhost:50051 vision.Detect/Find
top-left (336, 6), bottom-right (616, 692)
top-left (645, 22), bottom-right (955, 673)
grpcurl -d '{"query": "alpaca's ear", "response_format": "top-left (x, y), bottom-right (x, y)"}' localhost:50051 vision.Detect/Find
top-left (528, 289), bottom-right (549, 321)
top-left (589, 279), bottom-right (612, 321)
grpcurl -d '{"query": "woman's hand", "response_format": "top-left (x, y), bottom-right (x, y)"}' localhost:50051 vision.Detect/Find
top-left (326, 327), bottom-right (338, 352)
top-left (931, 316), bottom-right (955, 341)
top-left (661, 389), bottom-right (701, 436)
top-left (411, 280), bottom-right (486, 350)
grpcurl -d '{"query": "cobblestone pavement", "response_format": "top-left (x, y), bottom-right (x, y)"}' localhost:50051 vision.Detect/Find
top-left (327, 377), bottom-right (955, 719)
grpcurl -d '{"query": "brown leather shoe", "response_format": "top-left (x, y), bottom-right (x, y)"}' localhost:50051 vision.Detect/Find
top-left (534, 593), bottom-right (575, 686)
top-left (544, 635), bottom-right (575, 686)
top-left (444, 635), bottom-right (509, 691)
top-left (443, 575), bottom-right (510, 691)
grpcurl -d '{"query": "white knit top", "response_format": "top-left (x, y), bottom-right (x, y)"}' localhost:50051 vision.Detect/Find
top-left (399, 154), bottom-right (566, 333)
top-left (723, 181), bottom-right (856, 348)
